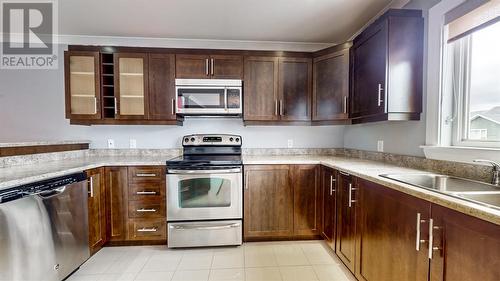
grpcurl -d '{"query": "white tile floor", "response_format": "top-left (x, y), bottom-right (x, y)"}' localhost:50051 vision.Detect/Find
top-left (68, 241), bottom-right (356, 281)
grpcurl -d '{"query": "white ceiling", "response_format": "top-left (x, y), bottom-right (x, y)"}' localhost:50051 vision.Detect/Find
top-left (59, 0), bottom-right (400, 45)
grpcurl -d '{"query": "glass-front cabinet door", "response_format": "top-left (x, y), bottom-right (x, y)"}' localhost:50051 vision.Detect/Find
top-left (114, 53), bottom-right (149, 119)
top-left (64, 51), bottom-right (101, 119)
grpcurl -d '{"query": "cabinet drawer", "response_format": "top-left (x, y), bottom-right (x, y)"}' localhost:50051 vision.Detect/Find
top-left (128, 200), bottom-right (166, 219)
top-left (128, 166), bottom-right (164, 183)
top-left (129, 182), bottom-right (164, 201)
top-left (128, 219), bottom-right (166, 241)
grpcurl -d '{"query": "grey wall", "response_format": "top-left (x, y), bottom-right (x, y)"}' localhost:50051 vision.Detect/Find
top-left (343, 0), bottom-right (442, 157)
top-left (0, 45), bottom-right (344, 149)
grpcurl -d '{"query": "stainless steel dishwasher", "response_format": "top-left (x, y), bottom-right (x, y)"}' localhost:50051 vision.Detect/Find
top-left (0, 172), bottom-right (90, 281)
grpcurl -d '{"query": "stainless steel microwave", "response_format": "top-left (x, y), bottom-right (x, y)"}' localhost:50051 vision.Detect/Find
top-left (175, 79), bottom-right (242, 116)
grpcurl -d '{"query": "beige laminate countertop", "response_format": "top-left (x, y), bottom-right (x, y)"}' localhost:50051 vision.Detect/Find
top-left (0, 154), bottom-right (499, 226)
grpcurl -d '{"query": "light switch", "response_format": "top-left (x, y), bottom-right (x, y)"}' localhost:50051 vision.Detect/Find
top-left (287, 139), bottom-right (294, 148)
top-left (377, 140), bottom-right (384, 152)
top-left (130, 139), bottom-right (137, 149)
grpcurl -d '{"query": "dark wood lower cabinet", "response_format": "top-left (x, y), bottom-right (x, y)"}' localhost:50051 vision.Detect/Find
top-left (321, 166), bottom-right (336, 249)
top-left (86, 168), bottom-right (106, 255)
top-left (105, 167), bottom-right (128, 242)
top-left (292, 165), bottom-right (321, 238)
top-left (244, 165), bottom-right (294, 240)
top-left (336, 171), bottom-right (357, 272)
top-left (429, 204), bottom-right (500, 281)
top-left (356, 179), bottom-right (430, 281)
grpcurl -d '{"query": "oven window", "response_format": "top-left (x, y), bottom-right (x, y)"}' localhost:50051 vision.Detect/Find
top-left (178, 177), bottom-right (231, 208)
top-left (178, 88), bottom-right (225, 108)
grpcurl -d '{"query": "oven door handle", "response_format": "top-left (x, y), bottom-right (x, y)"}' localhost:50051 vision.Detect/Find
top-left (169, 223), bottom-right (241, 231)
top-left (168, 168), bottom-right (241, 174)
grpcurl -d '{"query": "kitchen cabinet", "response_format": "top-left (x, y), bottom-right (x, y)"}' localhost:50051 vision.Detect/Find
top-left (114, 53), bottom-right (149, 119)
top-left (335, 170), bottom-right (357, 272)
top-left (243, 165), bottom-right (294, 240)
top-left (350, 9), bottom-right (423, 124)
top-left (86, 168), bottom-right (106, 255)
top-left (429, 204), bottom-right (500, 281)
top-left (64, 51), bottom-right (101, 120)
top-left (244, 56), bottom-right (312, 123)
top-left (313, 44), bottom-right (350, 122)
top-left (148, 53), bottom-right (176, 120)
top-left (105, 167), bottom-right (128, 242)
top-left (321, 166), bottom-right (336, 249)
top-left (355, 179), bottom-right (430, 281)
top-left (176, 54), bottom-right (243, 79)
top-left (292, 165), bottom-right (321, 238)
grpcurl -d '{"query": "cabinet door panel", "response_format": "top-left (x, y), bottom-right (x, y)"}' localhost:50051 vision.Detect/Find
top-left (243, 57), bottom-right (279, 121)
top-left (356, 179), bottom-right (429, 281)
top-left (244, 165), bottom-right (293, 239)
top-left (64, 51), bottom-right (101, 120)
top-left (105, 167), bottom-right (128, 241)
top-left (430, 205), bottom-right (500, 281)
top-left (279, 58), bottom-right (312, 121)
top-left (321, 167), bottom-right (336, 248)
top-left (350, 22), bottom-right (387, 118)
top-left (87, 168), bottom-right (106, 255)
top-left (211, 55), bottom-right (243, 79)
top-left (176, 54), bottom-right (210, 78)
top-left (336, 172), bottom-right (357, 272)
top-left (148, 53), bottom-right (176, 120)
top-left (313, 49), bottom-right (349, 121)
top-left (293, 165), bottom-right (321, 237)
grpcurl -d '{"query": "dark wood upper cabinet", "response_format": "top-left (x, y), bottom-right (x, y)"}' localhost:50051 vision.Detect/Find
top-left (279, 58), bottom-right (312, 121)
top-left (244, 165), bottom-right (294, 240)
top-left (148, 53), bottom-right (176, 120)
top-left (176, 54), bottom-right (243, 79)
top-left (321, 166), bottom-right (336, 249)
top-left (350, 9), bottom-right (424, 124)
top-left (355, 179), bottom-right (430, 281)
top-left (313, 45), bottom-right (350, 121)
top-left (429, 204), bottom-right (500, 281)
top-left (210, 55), bottom-right (243, 79)
top-left (114, 53), bottom-right (149, 120)
top-left (336, 171), bottom-right (357, 272)
top-left (243, 57), bottom-right (280, 121)
top-left (86, 168), bottom-right (106, 255)
top-left (64, 51), bottom-right (101, 120)
top-left (292, 165), bottom-right (321, 238)
top-left (105, 167), bottom-right (128, 242)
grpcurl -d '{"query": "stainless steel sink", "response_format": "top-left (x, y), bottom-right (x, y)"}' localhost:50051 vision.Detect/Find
top-left (380, 173), bottom-right (500, 210)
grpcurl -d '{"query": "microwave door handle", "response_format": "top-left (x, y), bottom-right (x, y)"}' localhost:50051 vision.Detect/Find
top-left (224, 88), bottom-right (228, 110)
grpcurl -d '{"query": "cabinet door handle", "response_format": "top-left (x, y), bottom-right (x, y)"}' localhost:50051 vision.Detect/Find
top-left (137, 227), bottom-right (157, 232)
top-left (279, 100), bottom-right (284, 116)
top-left (348, 183), bottom-right (357, 208)
top-left (416, 213), bottom-right (427, 251)
top-left (114, 97), bottom-right (118, 115)
top-left (343, 96), bottom-right (348, 114)
top-left (135, 173), bottom-right (157, 177)
top-left (330, 175), bottom-right (336, 196)
top-left (206, 59), bottom-right (209, 76)
top-left (136, 208), bottom-right (157, 213)
top-left (275, 100), bottom-right (278, 116)
top-left (136, 191), bottom-right (157, 195)
top-left (339, 171), bottom-right (350, 176)
top-left (211, 58), bottom-right (214, 76)
top-left (171, 99), bottom-right (176, 115)
top-left (377, 83), bottom-right (384, 107)
top-left (245, 173), bottom-right (249, 190)
top-left (93, 97), bottom-right (98, 115)
top-left (428, 218), bottom-right (443, 259)
top-left (88, 177), bottom-right (94, 198)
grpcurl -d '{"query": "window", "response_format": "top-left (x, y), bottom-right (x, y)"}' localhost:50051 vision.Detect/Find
top-left (446, 20), bottom-right (500, 147)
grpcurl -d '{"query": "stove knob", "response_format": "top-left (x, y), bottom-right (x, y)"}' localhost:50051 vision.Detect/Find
top-left (184, 138), bottom-right (189, 143)
top-left (190, 137), bottom-right (195, 142)
top-left (235, 138), bottom-right (240, 142)
top-left (229, 137), bottom-right (234, 142)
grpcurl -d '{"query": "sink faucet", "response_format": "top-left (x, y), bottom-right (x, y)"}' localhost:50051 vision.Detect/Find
top-left (473, 159), bottom-right (500, 186)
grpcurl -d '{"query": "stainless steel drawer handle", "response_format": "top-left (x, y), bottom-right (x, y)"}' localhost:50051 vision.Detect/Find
top-left (137, 227), bottom-right (157, 232)
top-left (168, 168), bottom-right (241, 174)
top-left (415, 213), bottom-right (427, 251)
top-left (136, 191), bottom-right (157, 195)
top-left (136, 208), bottom-right (157, 213)
top-left (135, 173), bottom-right (157, 177)
top-left (170, 223), bottom-right (241, 231)
top-left (377, 83), bottom-right (384, 107)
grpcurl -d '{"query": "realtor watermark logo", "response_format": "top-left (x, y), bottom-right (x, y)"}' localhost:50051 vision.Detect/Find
top-left (1, 0), bottom-right (58, 69)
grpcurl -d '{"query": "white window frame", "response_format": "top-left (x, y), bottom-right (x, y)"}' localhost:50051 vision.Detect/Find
top-left (423, 0), bottom-right (500, 163)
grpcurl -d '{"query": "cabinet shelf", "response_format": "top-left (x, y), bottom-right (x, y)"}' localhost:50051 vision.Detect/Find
top-left (120, 73), bottom-right (143, 76)
top-left (71, 71), bottom-right (94, 75)
top-left (71, 94), bottom-right (95, 98)
top-left (103, 85), bottom-right (114, 88)
top-left (121, 95), bottom-right (144, 98)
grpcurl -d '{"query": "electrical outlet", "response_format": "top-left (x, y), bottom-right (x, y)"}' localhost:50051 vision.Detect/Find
top-left (377, 140), bottom-right (384, 152)
top-left (287, 139), bottom-right (294, 148)
top-left (129, 139), bottom-right (137, 149)
top-left (107, 139), bottom-right (115, 149)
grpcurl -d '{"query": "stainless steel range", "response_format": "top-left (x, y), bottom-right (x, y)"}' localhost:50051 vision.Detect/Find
top-left (166, 134), bottom-right (243, 248)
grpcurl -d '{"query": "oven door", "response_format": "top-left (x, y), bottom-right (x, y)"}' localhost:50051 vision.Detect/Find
top-left (166, 167), bottom-right (242, 221)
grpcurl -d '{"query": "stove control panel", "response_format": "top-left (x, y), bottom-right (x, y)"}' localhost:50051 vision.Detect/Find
top-left (182, 134), bottom-right (242, 146)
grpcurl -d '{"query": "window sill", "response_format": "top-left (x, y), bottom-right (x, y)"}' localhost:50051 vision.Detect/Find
top-left (421, 145), bottom-right (500, 164)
